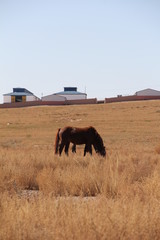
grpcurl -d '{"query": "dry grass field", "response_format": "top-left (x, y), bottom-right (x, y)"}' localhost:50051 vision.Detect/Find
top-left (1, 100), bottom-right (160, 240)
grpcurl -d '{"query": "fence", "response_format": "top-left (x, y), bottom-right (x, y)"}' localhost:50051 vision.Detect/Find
top-left (1, 96), bottom-right (160, 108)
top-left (66, 98), bottom-right (97, 105)
top-left (0, 98), bottom-right (97, 108)
top-left (105, 95), bottom-right (160, 103)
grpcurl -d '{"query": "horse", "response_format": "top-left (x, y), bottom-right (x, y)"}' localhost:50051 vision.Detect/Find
top-left (54, 126), bottom-right (106, 157)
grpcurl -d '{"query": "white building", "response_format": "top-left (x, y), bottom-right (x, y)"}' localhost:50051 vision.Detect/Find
top-left (41, 94), bottom-right (66, 102)
top-left (135, 88), bottom-right (160, 96)
top-left (55, 87), bottom-right (87, 100)
top-left (42, 87), bottom-right (87, 101)
top-left (3, 88), bottom-right (40, 103)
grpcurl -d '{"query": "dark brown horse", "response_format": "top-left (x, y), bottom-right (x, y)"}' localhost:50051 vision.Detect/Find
top-left (55, 126), bottom-right (106, 157)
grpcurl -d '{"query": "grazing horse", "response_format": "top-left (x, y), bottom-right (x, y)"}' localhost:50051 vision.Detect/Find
top-left (55, 126), bottom-right (106, 157)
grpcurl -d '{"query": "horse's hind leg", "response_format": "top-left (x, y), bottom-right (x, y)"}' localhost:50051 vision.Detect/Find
top-left (64, 142), bottom-right (70, 156)
top-left (84, 144), bottom-right (88, 156)
top-left (72, 144), bottom-right (76, 153)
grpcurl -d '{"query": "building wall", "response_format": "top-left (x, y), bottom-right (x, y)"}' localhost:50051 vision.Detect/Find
top-left (4, 95), bottom-right (39, 103)
top-left (58, 94), bottom-right (86, 100)
top-left (42, 94), bottom-right (66, 101)
top-left (26, 95), bottom-right (39, 101)
top-left (4, 96), bottom-right (11, 103)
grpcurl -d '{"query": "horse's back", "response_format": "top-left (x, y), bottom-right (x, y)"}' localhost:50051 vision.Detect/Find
top-left (59, 126), bottom-right (92, 144)
top-left (58, 126), bottom-right (73, 140)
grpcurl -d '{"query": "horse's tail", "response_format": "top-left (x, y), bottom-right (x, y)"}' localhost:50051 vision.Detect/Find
top-left (55, 128), bottom-right (61, 154)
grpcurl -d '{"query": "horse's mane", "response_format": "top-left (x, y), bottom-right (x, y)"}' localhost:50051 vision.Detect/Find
top-left (94, 129), bottom-right (104, 147)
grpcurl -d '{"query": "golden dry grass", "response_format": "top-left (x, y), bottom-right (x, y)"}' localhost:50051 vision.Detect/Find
top-left (1, 100), bottom-right (160, 239)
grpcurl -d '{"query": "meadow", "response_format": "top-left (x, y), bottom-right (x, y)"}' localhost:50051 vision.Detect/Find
top-left (1, 100), bottom-right (160, 239)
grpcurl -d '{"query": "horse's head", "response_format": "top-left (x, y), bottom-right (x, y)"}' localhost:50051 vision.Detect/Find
top-left (94, 144), bottom-right (106, 157)
top-left (92, 129), bottom-right (106, 157)
top-left (100, 146), bottom-right (106, 157)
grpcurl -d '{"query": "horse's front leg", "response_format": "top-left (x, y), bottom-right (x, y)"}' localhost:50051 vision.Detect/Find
top-left (72, 144), bottom-right (76, 153)
top-left (84, 144), bottom-right (87, 156)
top-left (93, 143), bottom-right (98, 153)
top-left (84, 144), bottom-right (92, 156)
top-left (64, 142), bottom-right (70, 156)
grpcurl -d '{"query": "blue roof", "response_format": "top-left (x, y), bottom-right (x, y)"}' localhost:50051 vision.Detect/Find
top-left (4, 92), bottom-right (33, 96)
top-left (55, 87), bottom-right (86, 95)
top-left (4, 88), bottom-right (34, 96)
top-left (13, 88), bottom-right (33, 94)
top-left (55, 91), bottom-right (86, 95)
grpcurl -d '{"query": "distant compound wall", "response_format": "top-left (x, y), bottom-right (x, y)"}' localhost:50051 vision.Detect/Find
top-left (0, 98), bottom-right (97, 108)
top-left (0, 101), bottom-right (64, 108)
top-left (105, 95), bottom-right (160, 103)
top-left (1, 95), bottom-right (160, 108)
top-left (66, 98), bottom-right (97, 105)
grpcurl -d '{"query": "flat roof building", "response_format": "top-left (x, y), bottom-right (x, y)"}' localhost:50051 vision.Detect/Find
top-left (42, 87), bottom-right (87, 101)
top-left (3, 88), bottom-right (40, 103)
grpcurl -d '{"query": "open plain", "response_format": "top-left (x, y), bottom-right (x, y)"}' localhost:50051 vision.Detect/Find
top-left (1, 100), bottom-right (160, 240)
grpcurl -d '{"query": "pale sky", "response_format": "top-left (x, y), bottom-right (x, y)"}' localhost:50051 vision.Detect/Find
top-left (0, 0), bottom-right (160, 103)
